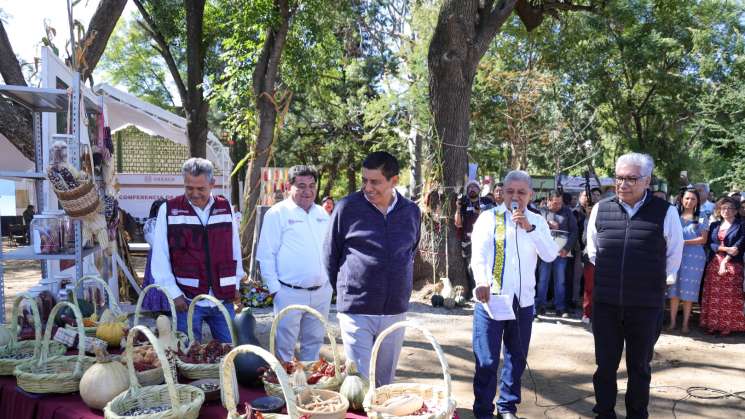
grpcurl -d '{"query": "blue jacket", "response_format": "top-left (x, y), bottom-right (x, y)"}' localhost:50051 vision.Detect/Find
top-left (323, 191), bottom-right (421, 315)
top-left (708, 219), bottom-right (745, 262)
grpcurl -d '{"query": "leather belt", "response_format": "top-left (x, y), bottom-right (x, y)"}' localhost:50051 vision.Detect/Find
top-left (279, 279), bottom-right (321, 291)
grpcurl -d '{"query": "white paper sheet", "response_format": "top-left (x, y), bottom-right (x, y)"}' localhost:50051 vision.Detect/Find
top-left (482, 294), bottom-right (516, 321)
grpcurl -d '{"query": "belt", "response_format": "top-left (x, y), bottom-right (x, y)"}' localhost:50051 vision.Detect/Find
top-left (279, 279), bottom-right (321, 291)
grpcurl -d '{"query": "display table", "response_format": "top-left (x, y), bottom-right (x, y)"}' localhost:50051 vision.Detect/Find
top-left (0, 375), bottom-right (369, 419)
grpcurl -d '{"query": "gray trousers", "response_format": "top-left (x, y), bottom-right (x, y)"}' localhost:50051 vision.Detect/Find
top-left (337, 312), bottom-right (406, 387)
top-left (273, 282), bottom-right (333, 362)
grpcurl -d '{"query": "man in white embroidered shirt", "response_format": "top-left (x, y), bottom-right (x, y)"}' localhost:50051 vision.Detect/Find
top-left (470, 170), bottom-right (560, 419)
top-left (151, 158), bottom-right (243, 343)
top-left (256, 165), bottom-right (331, 362)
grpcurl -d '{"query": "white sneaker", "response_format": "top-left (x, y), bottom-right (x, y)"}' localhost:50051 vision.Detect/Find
top-left (581, 316), bottom-right (590, 324)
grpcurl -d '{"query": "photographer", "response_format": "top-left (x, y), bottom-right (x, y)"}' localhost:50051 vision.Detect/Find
top-left (455, 180), bottom-right (497, 295)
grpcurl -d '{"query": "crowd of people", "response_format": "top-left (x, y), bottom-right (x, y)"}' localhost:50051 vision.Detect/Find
top-left (456, 168), bottom-right (745, 337)
top-left (132, 151), bottom-right (744, 419)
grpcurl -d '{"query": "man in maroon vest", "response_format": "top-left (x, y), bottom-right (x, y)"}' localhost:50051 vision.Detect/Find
top-left (151, 157), bottom-right (243, 342)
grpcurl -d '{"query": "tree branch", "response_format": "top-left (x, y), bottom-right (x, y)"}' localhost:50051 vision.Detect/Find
top-left (132, 0), bottom-right (188, 107)
top-left (475, 0), bottom-right (518, 59)
top-left (0, 20), bottom-right (27, 86)
top-left (80, 0), bottom-right (128, 83)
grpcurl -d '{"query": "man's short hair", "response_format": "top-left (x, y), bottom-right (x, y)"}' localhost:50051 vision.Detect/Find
top-left (590, 187), bottom-right (602, 194)
top-left (182, 157), bottom-right (214, 183)
top-left (546, 190), bottom-right (563, 199)
top-left (288, 165), bottom-right (319, 184)
top-left (494, 182), bottom-right (504, 188)
top-left (362, 151), bottom-right (399, 180)
top-left (321, 196), bottom-right (334, 204)
top-left (503, 170), bottom-right (532, 188)
top-left (616, 152), bottom-right (654, 178)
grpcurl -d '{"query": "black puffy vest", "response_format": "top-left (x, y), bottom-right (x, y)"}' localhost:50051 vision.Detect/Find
top-left (593, 194), bottom-right (669, 308)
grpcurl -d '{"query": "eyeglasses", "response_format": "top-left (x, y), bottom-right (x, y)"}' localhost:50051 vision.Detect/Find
top-left (720, 206), bottom-right (736, 211)
top-left (615, 176), bottom-right (642, 186)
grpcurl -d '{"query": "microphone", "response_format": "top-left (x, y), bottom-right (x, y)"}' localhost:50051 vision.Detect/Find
top-left (511, 200), bottom-right (519, 212)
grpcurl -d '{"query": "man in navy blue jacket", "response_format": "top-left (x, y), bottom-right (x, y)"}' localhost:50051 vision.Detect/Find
top-left (323, 151), bottom-right (421, 386)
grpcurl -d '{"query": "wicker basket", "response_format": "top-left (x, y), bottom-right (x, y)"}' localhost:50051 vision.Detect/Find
top-left (71, 275), bottom-right (124, 336)
top-left (130, 284), bottom-right (188, 386)
top-left (52, 179), bottom-right (100, 218)
top-left (264, 304), bottom-right (345, 397)
top-left (220, 344), bottom-right (299, 419)
top-left (363, 321), bottom-right (456, 419)
top-left (14, 301), bottom-right (96, 393)
top-left (296, 388), bottom-right (350, 419)
top-left (0, 293), bottom-right (66, 375)
top-left (104, 326), bottom-right (205, 419)
top-left (176, 294), bottom-right (237, 380)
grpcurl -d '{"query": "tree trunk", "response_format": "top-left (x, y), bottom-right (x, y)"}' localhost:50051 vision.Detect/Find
top-left (80, 0), bottom-right (129, 83)
top-left (407, 125), bottom-right (422, 200)
top-left (185, 0), bottom-right (209, 158)
top-left (322, 161), bottom-right (339, 199)
top-left (241, 0), bottom-right (293, 270)
top-left (346, 151), bottom-right (357, 194)
top-left (427, 0), bottom-right (518, 290)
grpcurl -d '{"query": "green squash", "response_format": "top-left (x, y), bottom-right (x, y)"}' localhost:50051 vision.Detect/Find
top-left (430, 294), bottom-right (444, 307)
top-left (54, 290), bottom-right (95, 327)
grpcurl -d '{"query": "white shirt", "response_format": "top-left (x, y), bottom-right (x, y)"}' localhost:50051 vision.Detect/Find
top-left (363, 191), bottom-right (398, 215)
top-left (255, 199), bottom-right (330, 295)
top-left (151, 195), bottom-right (244, 307)
top-left (471, 204), bottom-right (560, 308)
top-left (586, 193), bottom-right (683, 282)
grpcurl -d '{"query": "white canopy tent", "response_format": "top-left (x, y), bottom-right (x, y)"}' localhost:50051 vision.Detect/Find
top-left (94, 83), bottom-right (233, 190)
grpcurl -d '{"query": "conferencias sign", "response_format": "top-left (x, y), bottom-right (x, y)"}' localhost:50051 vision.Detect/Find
top-left (117, 173), bottom-right (229, 219)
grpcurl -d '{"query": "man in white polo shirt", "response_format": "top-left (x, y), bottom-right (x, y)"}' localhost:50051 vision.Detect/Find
top-left (256, 165), bottom-right (331, 362)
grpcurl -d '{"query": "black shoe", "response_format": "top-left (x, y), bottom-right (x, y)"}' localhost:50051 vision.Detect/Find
top-left (556, 310), bottom-right (565, 317)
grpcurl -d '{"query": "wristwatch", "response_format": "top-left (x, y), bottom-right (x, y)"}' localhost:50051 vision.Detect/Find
top-left (527, 224), bottom-right (536, 233)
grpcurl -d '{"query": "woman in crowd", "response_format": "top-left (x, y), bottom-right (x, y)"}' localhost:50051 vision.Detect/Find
top-left (668, 187), bottom-right (708, 334)
top-left (700, 197), bottom-right (745, 335)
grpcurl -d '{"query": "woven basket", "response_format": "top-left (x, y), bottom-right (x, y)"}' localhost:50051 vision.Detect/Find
top-left (131, 284), bottom-right (188, 386)
top-left (72, 275), bottom-right (124, 336)
top-left (14, 301), bottom-right (96, 393)
top-left (296, 388), bottom-right (350, 419)
top-left (176, 294), bottom-right (237, 380)
top-left (52, 180), bottom-right (100, 218)
top-left (104, 326), bottom-right (204, 419)
top-left (0, 293), bottom-right (66, 375)
top-left (264, 304), bottom-right (345, 397)
top-left (363, 321), bottom-right (456, 419)
top-left (220, 344), bottom-right (299, 419)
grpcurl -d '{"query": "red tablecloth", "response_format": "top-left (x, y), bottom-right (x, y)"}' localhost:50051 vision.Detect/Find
top-left (0, 376), bottom-right (369, 419)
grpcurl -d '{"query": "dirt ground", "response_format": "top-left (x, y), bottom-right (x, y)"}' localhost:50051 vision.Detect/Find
top-left (3, 256), bottom-right (745, 418)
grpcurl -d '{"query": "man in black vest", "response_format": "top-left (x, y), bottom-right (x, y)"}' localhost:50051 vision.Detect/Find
top-left (586, 153), bottom-right (683, 419)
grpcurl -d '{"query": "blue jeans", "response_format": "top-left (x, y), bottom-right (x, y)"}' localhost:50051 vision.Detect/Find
top-left (176, 301), bottom-right (235, 344)
top-left (472, 297), bottom-right (533, 417)
top-left (537, 256), bottom-right (568, 312)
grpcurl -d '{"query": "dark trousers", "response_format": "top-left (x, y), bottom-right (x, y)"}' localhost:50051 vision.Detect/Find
top-left (592, 302), bottom-right (663, 419)
top-left (472, 297), bottom-right (533, 417)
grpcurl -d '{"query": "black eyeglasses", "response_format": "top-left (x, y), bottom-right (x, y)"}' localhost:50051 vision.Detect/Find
top-left (615, 176), bottom-right (642, 186)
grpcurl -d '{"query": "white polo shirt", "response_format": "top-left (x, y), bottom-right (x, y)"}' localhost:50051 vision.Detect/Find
top-left (256, 199), bottom-right (330, 294)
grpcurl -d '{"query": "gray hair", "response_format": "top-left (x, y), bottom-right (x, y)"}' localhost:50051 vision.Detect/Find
top-left (694, 183), bottom-right (709, 194)
top-left (182, 157), bottom-right (214, 183)
top-left (616, 152), bottom-right (654, 178)
top-left (503, 170), bottom-right (533, 189)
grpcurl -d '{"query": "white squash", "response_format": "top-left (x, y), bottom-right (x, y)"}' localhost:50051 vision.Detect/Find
top-left (79, 347), bottom-right (130, 409)
top-left (339, 360), bottom-right (368, 410)
top-left (156, 315), bottom-right (177, 352)
top-left (371, 394), bottom-right (424, 416)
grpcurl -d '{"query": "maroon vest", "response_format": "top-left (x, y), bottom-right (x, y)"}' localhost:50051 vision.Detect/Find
top-left (166, 195), bottom-right (236, 300)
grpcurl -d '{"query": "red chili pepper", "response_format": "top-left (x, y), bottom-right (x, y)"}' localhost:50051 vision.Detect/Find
top-left (306, 372), bottom-right (324, 385)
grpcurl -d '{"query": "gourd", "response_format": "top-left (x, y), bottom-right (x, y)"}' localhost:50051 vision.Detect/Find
top-left (156, 315), bottom-right (177, 352)
top-left (79, 347), bottom-right (129, 409)
top-left (232, 310), bottom-right (268, 386)
top-left (430, 294), bottom-right (444, 307)
top-left (339, 361), bottom-right (368, 410)
top-left (454, 295), bottom-right (466, 306)
top-left (0, 326), bottom-right (11, 347)
top-left (96, 309), bottom-right (125, 347)
top-left (443, 297), bottom-right (456, 309)
top-left (54, 289), bottom-right (95, 326)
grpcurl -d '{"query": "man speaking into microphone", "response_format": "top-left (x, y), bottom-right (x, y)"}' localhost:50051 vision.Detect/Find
top-left (470, 170), bottom-right (560, 419)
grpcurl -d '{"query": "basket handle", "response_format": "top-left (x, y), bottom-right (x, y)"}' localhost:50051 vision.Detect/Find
top-left (364, 321), bottom-right (451, 406)
top-left (134, 284), bottom-right (178, 336)
top-left (40, 301), bottom-right (87, 376)
top-left (7, 293), bottom-right (42, 356)
top-left (72, 274), bottom-right (122, 317)
top-left (186, 294), bottom-right (237, 345)
top-left (269, 304), bottom-right (341, 378)
top-left (220, 344), bottom-right (299, 419)
top-left (124, 325), bottom-right (183, 412)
